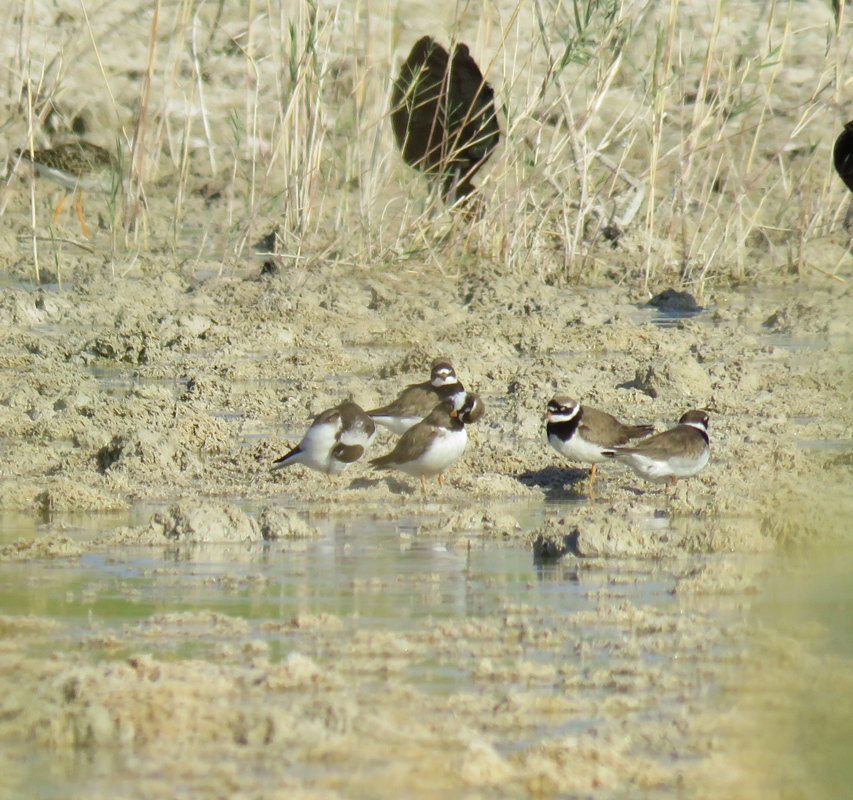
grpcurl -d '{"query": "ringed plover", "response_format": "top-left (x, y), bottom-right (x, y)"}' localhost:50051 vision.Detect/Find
top-left (602, 409), bottom-right (710, 493)
top-left (544, 396), bottom-right (654, 495)
top-left (272, 401), bottom-right (376, 479)
top-left (368, 357), bottom-right (464, 435)
top-left (370, 392), bottom-right (481, 494)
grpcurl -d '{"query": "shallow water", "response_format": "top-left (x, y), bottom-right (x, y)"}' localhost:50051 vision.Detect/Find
top-left (0, 506), bottom-right (682, 659)
top-left (2, 506), bottom-right (852, 798)
top-left (746, 544), bottom-right (853, 798)
top-left (0, 505), bottom-right (757, 798)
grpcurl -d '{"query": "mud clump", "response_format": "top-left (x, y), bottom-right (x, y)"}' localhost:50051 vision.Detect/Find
top-left (257, 506), bottom-right (319, 540)
top-left (633, 356), bottom-right (712, 402)
top-left (0, 534), bottom-right (84, 561)
top-left (125, 501), bottom-right (262, 544)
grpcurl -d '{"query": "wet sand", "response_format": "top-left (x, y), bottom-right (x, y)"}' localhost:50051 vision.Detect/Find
top-left (0, 237), bottom-right (850, 798)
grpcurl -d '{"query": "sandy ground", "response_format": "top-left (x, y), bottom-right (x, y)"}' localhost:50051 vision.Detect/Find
top-left (0, 0), bottom-right (852, 796)
top-left (0, 217), bottom-right (851, 798)
top-left (0, 258), bottom-right (851, 546)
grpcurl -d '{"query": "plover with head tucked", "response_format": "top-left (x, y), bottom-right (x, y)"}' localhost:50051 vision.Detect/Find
top-left (272, 401), bottom-right (376, 480)
top-left (602, 409), bottom-right (710, 493)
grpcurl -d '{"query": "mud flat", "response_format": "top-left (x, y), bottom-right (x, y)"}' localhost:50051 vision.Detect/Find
top-left (0, 258), bottom-right (851, 798)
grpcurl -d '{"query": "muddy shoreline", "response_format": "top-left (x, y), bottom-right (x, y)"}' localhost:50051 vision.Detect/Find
top-left (1, 0), bottom-right (853, 793)
top-left (1, 263), bottom-right (851, 550)
top-left (0, 256), bottom-right (850, 797)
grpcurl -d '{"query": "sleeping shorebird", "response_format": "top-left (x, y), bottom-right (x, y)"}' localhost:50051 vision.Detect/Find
top-left (602, 410), bottom-right (710, 494)
top-left (272, 401), bottom-right (376, 481)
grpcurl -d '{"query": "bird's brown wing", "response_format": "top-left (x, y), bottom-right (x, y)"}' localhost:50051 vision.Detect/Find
top-left (617, 426), bottom-right (706, 460)
top-left (371, 406), bottom-right (458, 470)
top-left (579, 406), bottom-right (653, 448)
top-left (367, 382), bottom-right (435, 418)
top-left (333, 443), bottom-right (365, 464)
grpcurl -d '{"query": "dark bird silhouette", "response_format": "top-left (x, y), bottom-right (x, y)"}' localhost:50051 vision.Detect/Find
top-left (834, 121), bottom-right (853, 193)
top-left (834, 121), bottom-right (853, 229)
top-left (391, 36), bottom-right (500, 204)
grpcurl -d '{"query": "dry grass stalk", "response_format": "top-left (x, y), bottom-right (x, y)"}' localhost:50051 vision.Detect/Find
top-left (0, 0), bottom-right (850, 288)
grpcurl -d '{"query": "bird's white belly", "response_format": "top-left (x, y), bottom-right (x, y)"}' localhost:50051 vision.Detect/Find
top-left (339, 426), bottom-right (376, 451)
top-left (549, 432), bottom-right (607, 464)
top-left (400, 428), bottom-right (467, 478)
top-left (34, 162), bottom-right (106, 192)
top-left (296, 422), bottom-right (340, 473)
top-left (618, 448), bottom-right (708, 482)
top-left (670, 448), bottom-right (709, 477)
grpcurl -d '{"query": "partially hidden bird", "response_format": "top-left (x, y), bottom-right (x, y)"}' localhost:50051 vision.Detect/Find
top-left (602, 409), bottom-right (710, 494)
top-left (391, 36), bottom-right (500, 204)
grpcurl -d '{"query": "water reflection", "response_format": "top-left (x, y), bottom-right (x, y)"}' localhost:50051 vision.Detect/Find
top-left (0, 505), bottom-right (794, 799)
top-left (0, 507), bottom-right (692, 659)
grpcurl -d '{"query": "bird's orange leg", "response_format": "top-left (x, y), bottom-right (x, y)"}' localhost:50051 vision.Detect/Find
top-left (420, 474), bottom-right (428, 495)
top-left (587, 464), bottom-right (598, 503)
top-left (438, 474), bottom-right (444, 488)
top-left (52, 193), bottom-right (69, 223)
top-left (74, 191), bottom-right (91, 238)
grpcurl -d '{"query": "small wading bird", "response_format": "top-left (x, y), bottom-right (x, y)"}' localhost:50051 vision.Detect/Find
top-left (272, 401), bottom-right (376, 481)
top-left (544, 396), bottom-right (655, 497)
top-left (16, 140), bottom-right (116, 239)
top-left (833, 121), bottom-right (853, 228)
top-left (367, 357), bottom-right (465, 435)
top-left (370, 392), bottom-right (484, 494)
top-left (391, 36), bottom-right (500, 205)
top-left (602, 410), bottom-right (710, 494)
